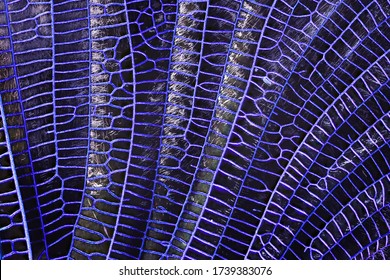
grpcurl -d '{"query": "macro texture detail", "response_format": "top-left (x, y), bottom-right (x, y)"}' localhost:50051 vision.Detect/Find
top-left (0, 0), bottom-right (389, 260)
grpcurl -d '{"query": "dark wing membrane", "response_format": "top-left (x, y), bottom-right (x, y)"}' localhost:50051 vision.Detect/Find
top-left (109, 0), bottom-right (177, 260)
top-left (0, 0), bottom-right (46, 259)
top-left (0, 0), bottom-right (389, 260)
top-left (180, 0), bottom-right (343, 259)
top-left (69, 0), bottom-right (134, 260)
top-left (0, 104), bottom-right (30, 259)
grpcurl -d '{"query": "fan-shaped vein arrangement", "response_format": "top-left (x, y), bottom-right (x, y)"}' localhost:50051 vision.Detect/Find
top-left (0, 0), bottom-right (389, 260)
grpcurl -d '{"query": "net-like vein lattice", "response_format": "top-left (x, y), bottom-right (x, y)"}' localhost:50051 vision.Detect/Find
top-left (0, 0), bottom-right (389, 260)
